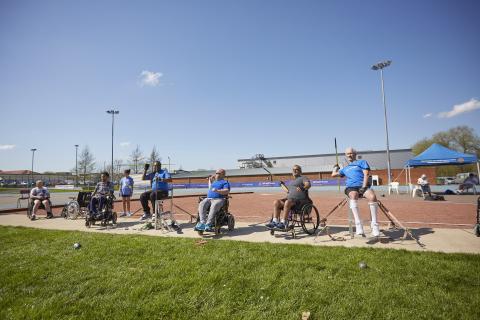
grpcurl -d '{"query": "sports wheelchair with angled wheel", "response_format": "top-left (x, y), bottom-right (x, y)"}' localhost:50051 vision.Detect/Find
top-left (61, 191), bottom-right (92, 220)
top-left (268, 200), bottom-right (320, 239)
top-left (195, 196), bottom-right (235, 236)
top-left (85, 194), bottom-right (117, 228)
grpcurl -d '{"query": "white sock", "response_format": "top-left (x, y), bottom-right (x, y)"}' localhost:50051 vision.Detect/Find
top-left (281, 219), bottom-right (286, 224)
top-left (349, 199), bottom-right (364, 234)
top-left (369, 202), bottom-right (380, 236)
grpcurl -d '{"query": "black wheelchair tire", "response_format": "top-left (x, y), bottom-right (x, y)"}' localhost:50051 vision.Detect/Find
top-left (112, 212), bottom-right (117, 225)
top-left (300, 204), bottom-right (320, 235)
top-left (227, 214), bottom-right (235, 231)
top-left (475, 224), bottom-right (480, 237)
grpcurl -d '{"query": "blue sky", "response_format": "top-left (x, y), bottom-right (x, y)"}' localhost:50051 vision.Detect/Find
top-left (1, 0), bottom-right (479, 172)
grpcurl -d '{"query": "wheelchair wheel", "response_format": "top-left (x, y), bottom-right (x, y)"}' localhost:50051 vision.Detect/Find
top-left (65, 201), bottom-right (80, 220)
top-left (227, 214), bottom-right (235, 231)
top-left (300, 203), bottom-right (320, 235)
top-left (111, 212), bottom-right (117, 225)
top-left (85, 218), bottom-right (92, 228)
top-left (27, 202), bottom-right (33, 220)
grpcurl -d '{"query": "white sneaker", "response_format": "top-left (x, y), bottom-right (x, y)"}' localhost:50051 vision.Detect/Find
top-left (119, 212), bottom-right (126, 217)
top-left (371, 223), bottom-right (380, 237)
top-left (355, 223), bottom-right (365, 236)
top-left (126, 212), bottom-right (133, 217)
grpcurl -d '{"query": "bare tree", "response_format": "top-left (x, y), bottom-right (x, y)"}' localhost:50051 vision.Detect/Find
top-left (129, 145), bottom-right (144, 174)
top-left (149, 146), bottom-right (162, 166)
top-left (78, 146), bottom-right (96, 185)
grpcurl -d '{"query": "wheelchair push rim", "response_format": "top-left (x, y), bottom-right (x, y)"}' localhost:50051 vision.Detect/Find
top-left (300, 203), bottom-right (320, 235)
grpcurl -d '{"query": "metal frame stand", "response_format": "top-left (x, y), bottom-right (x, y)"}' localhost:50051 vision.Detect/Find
top-left (314, 197), bottom-right (424, 248)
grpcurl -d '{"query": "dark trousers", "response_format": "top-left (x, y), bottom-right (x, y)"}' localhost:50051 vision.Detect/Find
top-left (89, 196), bottom-right (107, 214)
top-left (140, 190), bottom-right (169, 214)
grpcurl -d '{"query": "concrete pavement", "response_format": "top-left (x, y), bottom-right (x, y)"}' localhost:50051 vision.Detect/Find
top-left (1, 214), bottom-right (479, 254)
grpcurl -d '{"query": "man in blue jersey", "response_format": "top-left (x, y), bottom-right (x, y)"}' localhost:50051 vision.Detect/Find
top-left (331, 147), bottom-right (380, 237)
top-left (195, 169), bottom-right (230, 232)
top-left (139, 161), bottom-right (172, 221)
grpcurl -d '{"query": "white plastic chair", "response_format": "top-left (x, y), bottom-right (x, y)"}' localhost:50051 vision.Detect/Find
top-left (388, 182), bottom-right (399, 194)
top-left (371, 175), bottom-right (380, 186)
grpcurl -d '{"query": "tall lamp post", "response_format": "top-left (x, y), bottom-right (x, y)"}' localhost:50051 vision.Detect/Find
top-left (106, 109), bottom-right (119, 180)
top-left (371, 60), bottom-right (392, 186)
top-left (75, 144), bottom-right (79, 187)
top-left (30, 148), bottom-right (37, 187)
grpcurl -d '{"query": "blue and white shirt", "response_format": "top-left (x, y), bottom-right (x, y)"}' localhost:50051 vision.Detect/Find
top-left (145, 169), bottom-right (171, 191)
top-left (207, 179), bottom-right (230, 199)
top-left (93, 181), bottom-right (114, 196)
top-left (119, 176), bottom-right (134, 197)
top-left (30, 187), bottom-right (50, 199)
top-left (339, 160), bottom-right (370, 188)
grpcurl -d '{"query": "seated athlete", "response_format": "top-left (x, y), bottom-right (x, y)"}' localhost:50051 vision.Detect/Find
top-left (195, 169), bottom-right (230, 232)
top-left (89, 171), bottom-right (114, 217)
top-left (266, 165), bottom-right (311, 231)
top-left (29, 180), bottom-right (53, 220)
top-left (331, 147), bottom-right (380, 237)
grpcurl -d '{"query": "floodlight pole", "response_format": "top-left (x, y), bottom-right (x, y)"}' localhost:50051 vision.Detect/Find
top-left (75, 144), bottom-right (79, 187)
top-left (30, 148), bottom-right (37, 187)
top-left (106, 109), bottom-right (119, 180)
top-left (372, 60), bottom-right (392, 186)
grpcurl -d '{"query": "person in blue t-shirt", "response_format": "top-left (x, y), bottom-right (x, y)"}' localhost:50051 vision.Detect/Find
top-left (139, 161), bottom-right (172, 221)
top-left (332, 147), bottom-right (380, 237)
top-left (195, 169), bottom-right (230, 232)
top-left (119, 169), bottom-right (134, 217)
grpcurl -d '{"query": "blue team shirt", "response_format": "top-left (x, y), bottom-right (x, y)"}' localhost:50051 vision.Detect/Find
top-left (339, 160), bottom-right (370, 187)
top-left (120, 176), bottom-right (134, 196)
top-left (207, 180), bottom-right (230, 199)
top-left (146, 170), bottom-right (171, 191)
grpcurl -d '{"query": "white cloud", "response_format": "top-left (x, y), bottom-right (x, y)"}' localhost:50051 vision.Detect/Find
top-left (139, 70), bottom-right (162, 87)
top-left (438, 98), bottom-right (480, 118)
top-left (120, 142), bottom-right (131, 147)
top-left (423, 113), bottom-right (432, 118)
top-left (0, 144), bottom-right (15, 150)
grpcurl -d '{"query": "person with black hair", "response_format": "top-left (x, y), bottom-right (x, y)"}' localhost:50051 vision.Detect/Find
top-left (139, 161), bottom-right (172, 221)
top-left (89, 171), bottom-right (114, 217)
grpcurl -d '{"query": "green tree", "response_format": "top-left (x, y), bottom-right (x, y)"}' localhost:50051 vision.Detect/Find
top-left (411, 126), bottom-right (480, 177)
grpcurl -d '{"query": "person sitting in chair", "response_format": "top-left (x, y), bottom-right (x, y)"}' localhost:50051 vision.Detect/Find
top-left (417, 174), bottom-right (432, 197)
top-left (89, 172), bottom-right (114, 217)
top-left (331, 147), bottom-right (380, 237)
top-left (266, 165), bottom-right (311, 231)
top-left (457, 173), bottom-right (479, 194)
top-left (139, 161), bottom-right (173, 222)
top-left (30, 180), bottom-right (53, 220)
top-left (195, 169), bottom-right (230, 232)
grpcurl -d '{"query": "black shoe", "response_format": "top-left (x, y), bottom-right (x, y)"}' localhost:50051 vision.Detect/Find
top-left (46, 212), bottom-right (53, 219)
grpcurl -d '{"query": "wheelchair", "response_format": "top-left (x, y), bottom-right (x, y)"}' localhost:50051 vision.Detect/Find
top-left (268, 199), bottom-right (320, 239)
top-left (61, 191), bottom-right (92, 220)
top-left (27, 198), bottom-right (53, 220)
top-left (195, 196), bottom-right (235, 235)
top-left (85, 194), bottom-right (117, 228)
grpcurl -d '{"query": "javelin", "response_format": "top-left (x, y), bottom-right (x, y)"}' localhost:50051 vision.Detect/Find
top-left (335, 137), bottom-right (340, 192)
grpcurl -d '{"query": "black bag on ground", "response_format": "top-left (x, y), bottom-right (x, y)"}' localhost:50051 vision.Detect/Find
top-left (424, 194), bottom-right (445, 201)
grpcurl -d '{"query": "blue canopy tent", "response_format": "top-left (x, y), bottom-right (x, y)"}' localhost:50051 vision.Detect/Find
top-left (405, 143), bottom-right (479, 187)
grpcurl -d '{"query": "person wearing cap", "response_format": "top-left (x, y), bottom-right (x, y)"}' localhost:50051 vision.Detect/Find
top-left (417, 174), bottom-right (432, 197)
top-left (29, 180), bottom-right (53, 220)
top-left (195, 169), bottom-right (230, 232)
top-left (331, 147), bottom-right (380, 237)
top-left (139, 161), bottom-right (172, 221)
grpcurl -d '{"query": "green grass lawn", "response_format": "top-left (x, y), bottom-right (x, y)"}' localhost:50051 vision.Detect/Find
top-left (0, 226), bottom-right (479, 320)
